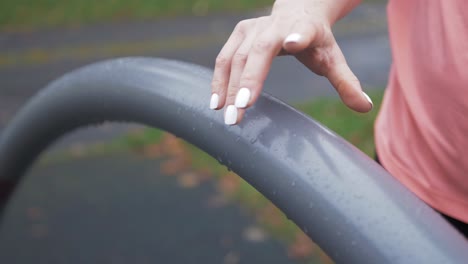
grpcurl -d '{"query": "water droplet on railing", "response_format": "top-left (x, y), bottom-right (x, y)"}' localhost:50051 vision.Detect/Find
top-left (353, 193), bottom-right (364, 199)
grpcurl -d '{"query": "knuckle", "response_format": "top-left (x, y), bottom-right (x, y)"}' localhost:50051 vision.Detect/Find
top-left (215, 55), bottom-right (230, 68)
top-left (226, 88), bottom-right (238, 99)
top-left (272, 0), bottom-right (284, 11)
top-left (318, 50), bottom-right (339, 76)
top-left (232, 52), bottom-right (248, 65)
top-left (334, 78), bottom-right (347, 94)
top-left (241, 73), bottom-right (260, 87)
top-left (273, 13), bottom-right (292, 25)
top-left (253, 39), bottom-right (273, 52)
top-left (235, 19), bottom-right (252, 31)
top-left (307, 48), bottom-right (332, 76)
top-left (257, 16), bottom-right (269, 22)
top-left (315, 23), bottom-right (333, 44)
top-left (334, 71), bottom-right (359, 96)
top-left (211, 78), bottom-right (224, 89)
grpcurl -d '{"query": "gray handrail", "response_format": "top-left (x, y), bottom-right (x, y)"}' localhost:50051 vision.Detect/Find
top-left (0, 57), bottom-right (467, 263)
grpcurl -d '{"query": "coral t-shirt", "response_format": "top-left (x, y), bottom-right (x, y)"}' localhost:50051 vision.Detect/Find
top-left (375, 0), bottom-right (468, 222)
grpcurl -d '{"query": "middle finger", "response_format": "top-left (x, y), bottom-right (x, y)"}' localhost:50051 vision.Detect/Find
top-left (224, 31), bottom-right (256, 125)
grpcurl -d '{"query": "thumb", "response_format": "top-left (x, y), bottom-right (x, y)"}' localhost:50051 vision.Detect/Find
top-left (299, 42), bottom-right (373, 113)
top-left (326, 55), bottom-right (373, 113)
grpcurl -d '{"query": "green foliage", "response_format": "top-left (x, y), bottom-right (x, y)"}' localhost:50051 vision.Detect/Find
top-left (123, 128), bottom-right (164, 148)
top-left (0, 0), bottom-right (273, 30)
top-left (295, 90), bottom-right (384, 157)
top-left (0, 0), bottom-right (385, 31)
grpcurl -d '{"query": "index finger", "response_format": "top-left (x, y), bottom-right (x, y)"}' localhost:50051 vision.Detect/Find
top-left (235, 28), bottom-right (283, 109)
top-left (210, 20), bottom-right (251, 110)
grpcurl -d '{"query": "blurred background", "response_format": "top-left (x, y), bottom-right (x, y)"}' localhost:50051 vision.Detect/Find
top-left (0, 0), bottom-right (389, 263)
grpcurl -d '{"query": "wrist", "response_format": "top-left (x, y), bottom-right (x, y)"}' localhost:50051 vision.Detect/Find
top-left (327, 0), bottom-right (362, 24)
top-left (272, 0), bottom-right (361, 26)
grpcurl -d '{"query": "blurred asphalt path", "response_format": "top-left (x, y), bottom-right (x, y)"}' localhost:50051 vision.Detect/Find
top-left (0, 153), bottom-right (301, 264)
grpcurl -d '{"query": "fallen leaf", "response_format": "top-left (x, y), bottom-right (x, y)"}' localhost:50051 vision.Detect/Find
top-left (160, 156), bottom-right (191, 175)
top-left (256, 203), bottom-right (284, 227)
top-left (288, 232), bottom-right (315, 260)
top-left (196, 167), bottom-right (213, 181)
top-left (177, 172), bottom-right (200, 188)
top-left (217, 173), bottom-right (241, 195)
top-left (160, 133), bottom-right (186, 157)
top-left (142, 143), bottom-right (162, 158)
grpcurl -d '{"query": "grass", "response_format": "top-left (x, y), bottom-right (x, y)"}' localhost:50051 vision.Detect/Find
top-left (1, 0), bottom-right (386, 31)
top-left (295, 90), bottom-right (383, 157)
top-left (0, 0), bottom-right (272, 31)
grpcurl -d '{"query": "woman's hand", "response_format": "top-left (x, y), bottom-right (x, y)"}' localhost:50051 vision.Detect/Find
top-left (209, 0), bottom-right (372, 125)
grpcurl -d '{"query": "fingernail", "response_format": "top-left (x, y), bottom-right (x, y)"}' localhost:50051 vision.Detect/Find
top-left (235, 88), bottom-right (251, 108)
top-left (210, 93), bottom-right (219, 109)
top-left (225, 105), bottom-right (238, 125)
top-left (284, 33), bottom-right (302, 44)
top-left (362, 92), bottom-right (373, 109)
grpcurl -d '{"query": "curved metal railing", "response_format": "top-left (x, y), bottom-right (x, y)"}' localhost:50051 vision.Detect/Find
top-left (0, 57), bottom-right (467, 263)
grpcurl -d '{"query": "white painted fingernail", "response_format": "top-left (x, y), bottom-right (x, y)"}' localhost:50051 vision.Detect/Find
top-left (210, 93), bottom-right (219, 109)
top-left (362, 92), bottom-right (373, 108)
top-left (235, 88), bottom-right (251, 108)
top-left (225, 105), bottom-right (238, 125)
top-left (284, 33), bottom-right (302, 44)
